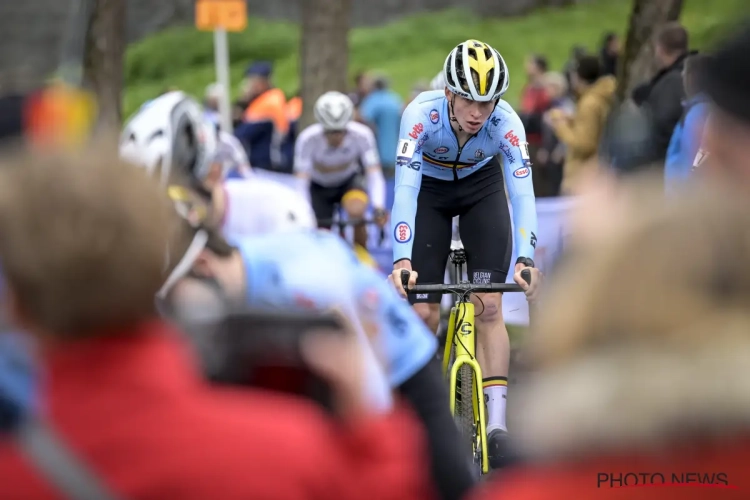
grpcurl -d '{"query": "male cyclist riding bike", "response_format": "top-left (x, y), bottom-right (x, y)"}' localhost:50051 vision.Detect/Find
top-left (389, 40), bottom-right (541, 468)
top-left (119, 92), bottom-right (478, 499)
top-left (294, 91), bottom-right (389, 230)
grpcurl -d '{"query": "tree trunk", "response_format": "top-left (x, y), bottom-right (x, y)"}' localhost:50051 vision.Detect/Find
top-left (299, 0), bottom-right (352, 130)
top-left (83, 0), bottom-right (126, 135)
top-left (616, 0), bottom-right (684, 101)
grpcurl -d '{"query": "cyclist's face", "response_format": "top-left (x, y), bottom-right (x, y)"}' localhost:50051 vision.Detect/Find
top-left (325, 130), bottom-right (346, 148)
top-left (447, 90), bottom-right (495, 134)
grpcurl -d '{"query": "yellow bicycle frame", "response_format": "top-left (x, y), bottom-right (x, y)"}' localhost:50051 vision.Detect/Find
top-left (442, 301), bottom-right (489, 474)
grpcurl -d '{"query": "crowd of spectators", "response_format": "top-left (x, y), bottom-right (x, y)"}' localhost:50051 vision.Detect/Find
top-left (514, 23), bottom-right (707, 198)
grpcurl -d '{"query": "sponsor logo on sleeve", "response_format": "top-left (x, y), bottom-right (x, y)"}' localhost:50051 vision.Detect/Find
top-left (408, 161), bottom-right (421, 171)
top-left (504, 130), bottom-right (520, 147)
top-left (429, 109), bottom-right (440, 124)
top-left (394, 221), bottom-right (412, 243)
top-left (434, 146), bottom-right (449, 154)
top-left (489, 116), bottom-right (501, 127)
top-left (499, 143), bottom-right (515, 163)
top-left (408, 123), bottom-right (424, 139)
top-left (513, 166), bottom-right (530, 178)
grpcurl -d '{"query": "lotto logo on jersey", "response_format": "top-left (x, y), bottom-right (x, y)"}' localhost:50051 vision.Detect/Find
top-left (434, 146), bottom-right (449, 154)
top-left (394, 221), bottom-right (412, 243)
top-left (408, 123), bottom-right (424, 139)
top-left (505, 130), bottom-right (520, 147)
top-left (513, 166), bottom-right (530, 178)
top-left (429, 109), bottom-right (440, 124)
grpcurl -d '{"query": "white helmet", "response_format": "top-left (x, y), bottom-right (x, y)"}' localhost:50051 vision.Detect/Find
top-left (119, 91), bottom-right (218, 187)
top-left (443, 40), bottom-right (509, 102)
top-left (314, 91), bottom-right (354, 131)
top-left (430, 71), bottom-right (446, 91)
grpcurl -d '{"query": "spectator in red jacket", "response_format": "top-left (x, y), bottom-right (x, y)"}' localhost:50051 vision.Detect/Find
top-left (472, 177), bottom-right (750, 500)
top-left (0, 148), bottom-right (434, 500)
top-left (520, 54), bottom-right (551, 146)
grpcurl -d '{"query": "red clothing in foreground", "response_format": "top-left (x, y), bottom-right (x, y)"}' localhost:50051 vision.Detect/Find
top-left (0, 321), bottom-right (433, 499)
top-left (472, 439), bottom-right (750, 500)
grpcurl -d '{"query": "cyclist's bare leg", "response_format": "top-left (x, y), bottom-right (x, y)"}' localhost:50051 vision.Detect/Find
top-left (414, 302), bottom-right (441, 333)
top-left (472, 291), bottom-right (510, 432)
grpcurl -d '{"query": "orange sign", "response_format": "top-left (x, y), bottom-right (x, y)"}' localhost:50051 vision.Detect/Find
top-left (195, 0), bottom-right (247, 32)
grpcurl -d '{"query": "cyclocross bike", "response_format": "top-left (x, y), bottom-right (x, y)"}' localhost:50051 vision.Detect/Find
top-left (401, 252), bottom-right (531, 476)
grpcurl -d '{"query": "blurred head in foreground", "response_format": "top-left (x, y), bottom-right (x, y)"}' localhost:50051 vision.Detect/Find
top-left (513, 176), bottom-right (750, 460)
top-left (0, 148), bottom-right (175, 340)
top-left (700, 21), bottom-right (750, 185)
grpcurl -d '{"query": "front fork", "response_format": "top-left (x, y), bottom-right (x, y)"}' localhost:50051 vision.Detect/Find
top-left (443, 302), bottom-right (489, 474)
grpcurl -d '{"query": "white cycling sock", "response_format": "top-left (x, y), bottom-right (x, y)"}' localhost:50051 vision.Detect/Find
top-left (483, 377), bottom-right (508, 433)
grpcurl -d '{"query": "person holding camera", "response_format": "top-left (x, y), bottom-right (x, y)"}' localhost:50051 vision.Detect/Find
top-left (0, 148), bottom-right (434, 500)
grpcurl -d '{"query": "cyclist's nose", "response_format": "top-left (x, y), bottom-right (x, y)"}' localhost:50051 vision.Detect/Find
top-left (469, 102), bottom-right (484, 118)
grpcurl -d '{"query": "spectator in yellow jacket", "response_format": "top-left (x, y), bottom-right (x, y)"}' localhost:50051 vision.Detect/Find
top-left (547, 56), bottom-right (616, 194)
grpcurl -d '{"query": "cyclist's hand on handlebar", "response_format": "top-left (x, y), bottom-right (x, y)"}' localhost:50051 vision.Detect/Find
top-left (514, 263), bottom-right (543, 302)
top-left (389, 260), bottom-right (418, 299)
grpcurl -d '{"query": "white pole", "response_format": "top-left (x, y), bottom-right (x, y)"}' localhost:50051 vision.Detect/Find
top-left (213, 28), bottom-right (232, 133)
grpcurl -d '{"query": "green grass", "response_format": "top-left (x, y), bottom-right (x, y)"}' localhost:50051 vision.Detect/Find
top-left (124, 0), bottom-right (746, 118)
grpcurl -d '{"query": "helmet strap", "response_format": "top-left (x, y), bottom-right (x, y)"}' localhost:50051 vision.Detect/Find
top-left (448, 94), bottom-right (463, 132)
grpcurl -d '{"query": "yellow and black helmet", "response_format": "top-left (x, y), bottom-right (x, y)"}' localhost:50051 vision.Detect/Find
top-left (443, 40), bottom-right (509, 102)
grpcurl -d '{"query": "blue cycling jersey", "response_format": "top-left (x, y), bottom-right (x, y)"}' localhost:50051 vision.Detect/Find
top-left (391, 90), bottom-right (538, 263)
top-left (234, 231), bottom-right (438, 386)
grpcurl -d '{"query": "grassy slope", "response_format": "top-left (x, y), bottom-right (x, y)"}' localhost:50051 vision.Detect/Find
top-left (124, 0), bottom-right (745, 118)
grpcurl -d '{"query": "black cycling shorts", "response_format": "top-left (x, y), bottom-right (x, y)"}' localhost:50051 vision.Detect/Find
top-left (409, 156), bottom-right (512, 304)
top-left (310, 174), bottom-right (367, 229)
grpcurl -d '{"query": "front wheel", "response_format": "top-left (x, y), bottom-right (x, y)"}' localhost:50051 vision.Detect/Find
top-left (455, 361), bottom-right (482, 478)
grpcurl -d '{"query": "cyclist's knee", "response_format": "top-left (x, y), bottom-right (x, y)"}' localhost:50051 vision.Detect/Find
top-left (474, 293), bottom-right (503, 324)
top-left (342, 191), bottom-right (368, 218)
top-left (414, 302), bottom-right (440, 332)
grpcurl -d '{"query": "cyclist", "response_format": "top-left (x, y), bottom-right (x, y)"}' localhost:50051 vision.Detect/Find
top-left (119, 97), bottom-right (478, 499)
top-left (120, 91), bottom-right (317, 241)
top-left (294, 91), bottom-right (388, 230)
top-left (389, 40), bottom-right (540, 468)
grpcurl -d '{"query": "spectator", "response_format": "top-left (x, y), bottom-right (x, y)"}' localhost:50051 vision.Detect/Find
top-left (600, 31), bottom-right (621, 77)
top-left (280, 92), bottom-right (303, 173)
top-left (0, 149), bottom-right (433, 499)
top-left (358, 73), bottom-right (403, 177)
top-left (349, 71), bottom-right (369, 109)
top-left (234, 61), bottom-right (289, 171)
top-left (535, 72), bottom-right (575, 197)
top-left (635, 22), bottom-right (691, 164)
top-left (547, 56), bottom-right (616, 194)
top-left (472, 177), bottom-right (750, 499)
top-left (519, 55), bottom-right (551, 152)
top-left (563, 45), bottom-right (587, 98)
top-left (664, 54), bottom-right (709, 189)
top-left (698, 21), bottom-right (750, 185)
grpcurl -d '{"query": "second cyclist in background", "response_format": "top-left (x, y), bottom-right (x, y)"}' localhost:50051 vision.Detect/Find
top-left (294, 92), bottom-right (389, 246)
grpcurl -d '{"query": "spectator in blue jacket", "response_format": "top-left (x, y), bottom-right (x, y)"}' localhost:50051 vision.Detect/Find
top-left (358, 74), bottom-right (402, 177)
top-left (665, 54), bottom-right (709, 190)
